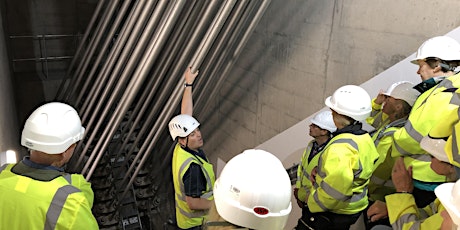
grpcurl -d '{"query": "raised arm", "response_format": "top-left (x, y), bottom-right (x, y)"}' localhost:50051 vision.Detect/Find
top-left (181, 67), bottom-right (199, 116)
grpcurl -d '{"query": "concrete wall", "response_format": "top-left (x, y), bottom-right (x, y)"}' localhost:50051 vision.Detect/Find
top-left (206, 0), bottom-right (460, 169)
top-left (203, 0), bottom-right (460, 229)
top-left (0, 5), bottom-right (21, 163)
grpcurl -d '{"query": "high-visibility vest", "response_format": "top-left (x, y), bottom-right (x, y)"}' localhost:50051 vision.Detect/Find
top-left (366, 98), bottom-right (389, 130)
top-left (296, 140), bottom-right (324, 203)
top-left (368, 119), bottom-right (406, 202)
top-left (0, 164), bottom-right (99, 230)
top-left (392, 74), bottom-right (460, 183)
top-left (307, 132), bottom-right (379, 215)
top-left (172, 144), bottom-right (215, 229)
top-left (386, 194), bottom-right (445, 230)
top-left (429, 87), bottom-right (460, 168)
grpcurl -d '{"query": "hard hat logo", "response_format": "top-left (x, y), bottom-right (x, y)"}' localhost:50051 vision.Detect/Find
top-left (213, 149), bottom-right (292, 229)
top-left (168, 114), bottom-right (200, 140)
top-left (254, 207), bottom-right (269, 215)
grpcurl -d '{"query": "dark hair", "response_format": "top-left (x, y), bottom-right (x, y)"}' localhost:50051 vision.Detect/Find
top-left (425, 58), bottom-right (459, 72)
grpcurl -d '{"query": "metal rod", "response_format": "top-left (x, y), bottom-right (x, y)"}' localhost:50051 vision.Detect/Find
top-left (83, 0), bottom-right (185, 179)
top-left (55, 0), bottom-right (108, 100)
top-left (63, 0), bottom-right (122, 103)
top-left (12, 56), bottom-right (73, 62)
top-left (111, 0), bottom-right (199, 174)
top-left (200, 0), bottom-right (272, 115)
top-left (75, 0), bottom-right (147, 107)
top-left (193, 0), bottom-right (250, 113)
top-left (189, 0), bottom-right (237, 73)
top-left (74, 0), bottom-right (164, 171)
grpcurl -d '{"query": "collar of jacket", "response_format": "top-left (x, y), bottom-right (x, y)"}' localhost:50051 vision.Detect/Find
top-left (332, 121), bottom-right (367, 136)
top-left (413, 76), bottom-right (446, 93)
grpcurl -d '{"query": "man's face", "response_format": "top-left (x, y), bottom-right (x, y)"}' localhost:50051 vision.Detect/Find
top-left (382, 96), bottom-right (397, 115)
top-left (180, 128), bottom-right (203, 151)
top-left (309, 123), bottom-right (328, 138)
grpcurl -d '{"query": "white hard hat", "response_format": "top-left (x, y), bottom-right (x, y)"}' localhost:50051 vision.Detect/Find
top-left (420, 136), bottom-right (450, 163)
top-left (311, 110), bottom-right (336, 133)
top-left (21, 102), bottom-right (85, 154)
top-left (411, 36), bottom-right (460, 64)
top-left (383, 81), bottom-right (420, 106)
top-left (325, 85), bottom-right (372, 121)
top-left (213, 149), bottom-right (292, 230)
top-left (168, 114), bottom-right (200, 141)
top-left (435, 180), bottom-right (460, 230)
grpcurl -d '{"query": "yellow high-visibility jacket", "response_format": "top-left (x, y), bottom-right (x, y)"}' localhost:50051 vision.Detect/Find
top-left (392, 74), bottom-right (460, 183)
top-left (366, 98), bottom-right (389, 130)
top-left (0, 163), bottom-right (99, 230)
top-left (172, 144), bottom-right (215, 229)
top-left (429, 86), bottom-right (460, 168)
top-left (296, 140), bottom-right (327, 203)
top-left (307, 131), bottom-right (379, 215)
top-left (368, 118), bottom-right (407, 202)
top-left (386, 193), bottom-right (445, 230)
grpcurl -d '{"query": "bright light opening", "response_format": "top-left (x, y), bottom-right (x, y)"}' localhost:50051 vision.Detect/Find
top-left (6, 150), bottom-right (17, 164)
top-left (1, 150), bottom-right (17, 165)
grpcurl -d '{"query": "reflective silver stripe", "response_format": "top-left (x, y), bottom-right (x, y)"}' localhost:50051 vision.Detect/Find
top-left (63, 174), bottom-right (72, 184)
top-left (392, 213), bottom-right (419, 230)
top-left (312, 182), bottom-right (367, 210)
top-left (408, 154), bottom-right (432, 162)
top-left (418, 208), bottom-right (429, 219)
top-left (451, 91), bottom-right (460, 105)
top-left (312, 190), bottom-right (328, 211)
top-left (394, 140), bottom-right (411, 156)
top-left (370, 112), bottom-right (384, 128)
top-left (429, 201), bottom-right (438, 214)
top-left (178, 158), bottom-right (194, 201)
top-left (201, 190), bottom-right (213, 199)
top-left (332, 138), bottom-right (359, 150)
top-left (350, 187), bottom-right (367, 203)
top-left (354, 160), bottom-right (363, 178)
top-left (373, 118), bottom-right (406, 146)
top-left (177, 204), bottom-right (207, 218)
top-left (321, 138), bottom-right (363, 178)
top-left (176, 155), bottom-right (213, 216)
top-left (320, 180), bottom-right (350, 201)
top-left (370, 175), bottom-right (394, 188)
top-left (453, 127), bottom-right (460, 165)
top-left (440, 78), bottom-right (454, 89)
top-left (374, 130), bottom-right (395, 146)
top-left (44, 185), bottom-right (81, 230)
top-left (404, 120), bottom-right (424, 143)
top-left (317, 138), bottom-right (358, 178)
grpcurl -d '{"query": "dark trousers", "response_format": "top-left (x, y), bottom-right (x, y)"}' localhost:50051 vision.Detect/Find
top-left (295, 207), bottom-right (361, 230)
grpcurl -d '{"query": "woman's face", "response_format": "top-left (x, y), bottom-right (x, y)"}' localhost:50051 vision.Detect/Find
top-left (416, 59), bottom-right (437, 81)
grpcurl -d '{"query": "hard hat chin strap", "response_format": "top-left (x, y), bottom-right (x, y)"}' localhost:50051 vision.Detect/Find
top-left (202, 220), bottom-right (250, 229)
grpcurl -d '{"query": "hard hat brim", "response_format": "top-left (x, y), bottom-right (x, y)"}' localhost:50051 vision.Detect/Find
top-left (420, 136), bottom-right (449, 163)
top-left (435, 183), bottom-right (460, 226)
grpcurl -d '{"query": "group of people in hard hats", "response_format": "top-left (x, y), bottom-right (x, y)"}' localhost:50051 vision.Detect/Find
top-left (2, 35), bottom-right (460, 230)
top-left (169, 35), bottom-right (460, 230)
top-left (294, 35), bottom-right (460, 230)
